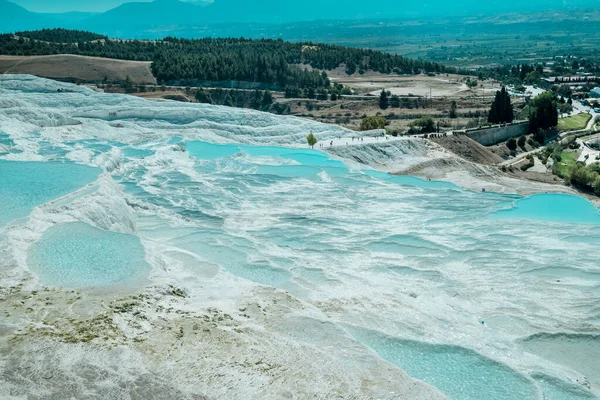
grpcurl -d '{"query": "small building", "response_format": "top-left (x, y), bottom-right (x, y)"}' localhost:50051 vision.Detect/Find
top-left (590, 87), bottom-right (600, 99)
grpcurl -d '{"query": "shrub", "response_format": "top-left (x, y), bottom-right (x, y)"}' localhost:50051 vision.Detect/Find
top-left (521, 155), bottom-right (535, 171)
top-left (570, 163), bottom-right (600, 195)
top-left (411, 115), bottom-right (436, 133)
top-left (360, 116), bottom-right (387, 131)
top-left (506, 137), bottom-right (517, 151)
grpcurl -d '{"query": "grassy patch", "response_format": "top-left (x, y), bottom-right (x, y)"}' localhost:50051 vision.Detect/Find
top-left (554, 151), bottom-right (579, 178)
top-left (558, 113), bottom-right (592, 132)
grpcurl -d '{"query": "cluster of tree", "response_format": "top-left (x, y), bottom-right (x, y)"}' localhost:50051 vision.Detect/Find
top-left (475, 57), bottom-right (600, 88)
top-left (528, 93), bottom-right (559, 134)
top-left (0, 33), bottom-right (157, 60)
top-left (14, 29), bottom-right (108, 43)
top-left (488, 86), bottom-right (514, 124)
top-left (569, 162), bottom-right (600, 196)
top-left (377, 90), bottom-right (431, 110)
top-left (410, 115), bottom-right (437, 134)
top-left (551, 56), bottom-right (599, 76)
top-left (505, 134), bottom-right (532, 152)
top-left (284, 83), bottom-right (351, 99)
top-left (477, 64), bottom-right (544, 85)
top-left (549, 85), bottom-right (574, 113)
top-left (150, 38), bottom-right (331, 89)
top-left (466, 78), bottom-right (479, 88)
top-left (334, 48), bottom-right (444, 75)
top-left (193, 87), bottom-right (285, 113)
top-left (360, 116), bottom-right (387, 131)
top-left (0, 29), bottom-right (450, 89)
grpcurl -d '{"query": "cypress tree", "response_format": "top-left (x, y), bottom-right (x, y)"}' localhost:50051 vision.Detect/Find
top-left (379, 90), bottom-right (389, 110)
top-left (488, 86), bottom-right (514, 124)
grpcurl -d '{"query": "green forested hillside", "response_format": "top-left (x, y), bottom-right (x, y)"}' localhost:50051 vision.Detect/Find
top-left (0, 29), bottom-right (450, 89)
top-left (15, 29), bottom-right (108, 43)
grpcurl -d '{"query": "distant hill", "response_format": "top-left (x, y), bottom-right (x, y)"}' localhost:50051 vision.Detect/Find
top-left (2, 0), bottom-right (600, 38)
top-left (0, 29), bottom-right (448, 89)
top-left (0, 0), bottom-right (48, 31)
top-left (15, 28), bottom-right (107, 43)
top-left (45, 12), bottom-right (99, 24)
top-left (82, 0), bottom-right (210, 34)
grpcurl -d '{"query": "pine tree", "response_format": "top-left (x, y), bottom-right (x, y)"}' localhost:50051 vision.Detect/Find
top-left (223, 93), bottom-right (234, 107)
top-left (262, 90), bottom-right (273, 107)
top-left (251, 90), bottom-right (262, 109)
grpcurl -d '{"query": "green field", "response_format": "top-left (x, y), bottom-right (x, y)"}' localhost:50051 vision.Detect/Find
top-left (558, 114), bottom-right (592, 132)
top-left (277, 10), bottom-right (600, 68)
top-left (554, 151), bottom-right (579, 178)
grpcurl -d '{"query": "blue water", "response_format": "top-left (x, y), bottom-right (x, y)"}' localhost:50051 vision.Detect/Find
top-left (29, 222), bottom-right (150, 288)
top-left (4, 138), bottom-right (600, 398)
top-left (492, 193), bottom-right (600, 224)
top-left (187, 141), bottom-right (241, 159)
top-left (187, 140), bottom-right (463, 188)
top-left (364, 169), bottom-right (458, 189)
top-left (346, 326), bottom-right (538, 400)
top-left (4, 78), bottom-right (600, 399)
top-left (122, 147), bottom-right (155, 159)
top-left (0, 160), bottom-right (100, 226)
top-left (0, 132), bottom-right (15, 148)
top-left (38, 141), bottom-right (70, 159)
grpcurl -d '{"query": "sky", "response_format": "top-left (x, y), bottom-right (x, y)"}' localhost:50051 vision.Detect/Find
top-left (12, 0), bottom-right (151, 13)
top-left (11, 0), bottom-right (600, 14)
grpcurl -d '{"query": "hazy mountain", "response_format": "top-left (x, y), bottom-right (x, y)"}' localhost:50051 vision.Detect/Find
top-left (0, 0), bottom-right (48, 31)
top-left (2, 0), bottom-right (600, 37)
top-left (46, 11), bottom-right (99, 23)
top-left (83, 0), bottom-right (208, 33)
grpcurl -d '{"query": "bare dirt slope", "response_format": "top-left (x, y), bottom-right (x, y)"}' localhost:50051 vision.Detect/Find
top-left (0, 54), bottom-right (156, 84)
top-left (432, 135), bottom-right (504, 165)
top-left (320, 68), bottom-right (500, 97)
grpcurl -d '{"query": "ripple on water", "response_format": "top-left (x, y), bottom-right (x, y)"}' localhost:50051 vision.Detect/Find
top-left (29, 222), bottom-right (150, 288)
top-left (523, 266), bottom-right (600, 282)
top-left (363, 170), bottom-right (458, 189)
top-left (368, 234), bottom-right (447, 257)
top-left (346, 326), bottom-right (538, 400)
top-left (531, 372), bottom-right (596, 400)
top-left (521, 333), bottom-right (600, 391)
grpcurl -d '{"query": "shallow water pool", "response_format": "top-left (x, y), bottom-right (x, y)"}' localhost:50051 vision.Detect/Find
top-left (492, 193), bottom-right (600, 224)
top-left (347, 326), bottom-right (539, 400)
top-left (0, 160), bottom-right (100, 227)
top-left (29, 222), bottom-right (150, 288)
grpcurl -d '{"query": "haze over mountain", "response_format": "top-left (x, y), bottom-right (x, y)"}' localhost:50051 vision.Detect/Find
top-left (2, 0), bottom-right (599, 38)
top-left (11, 0), bottom-right (145, 13)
